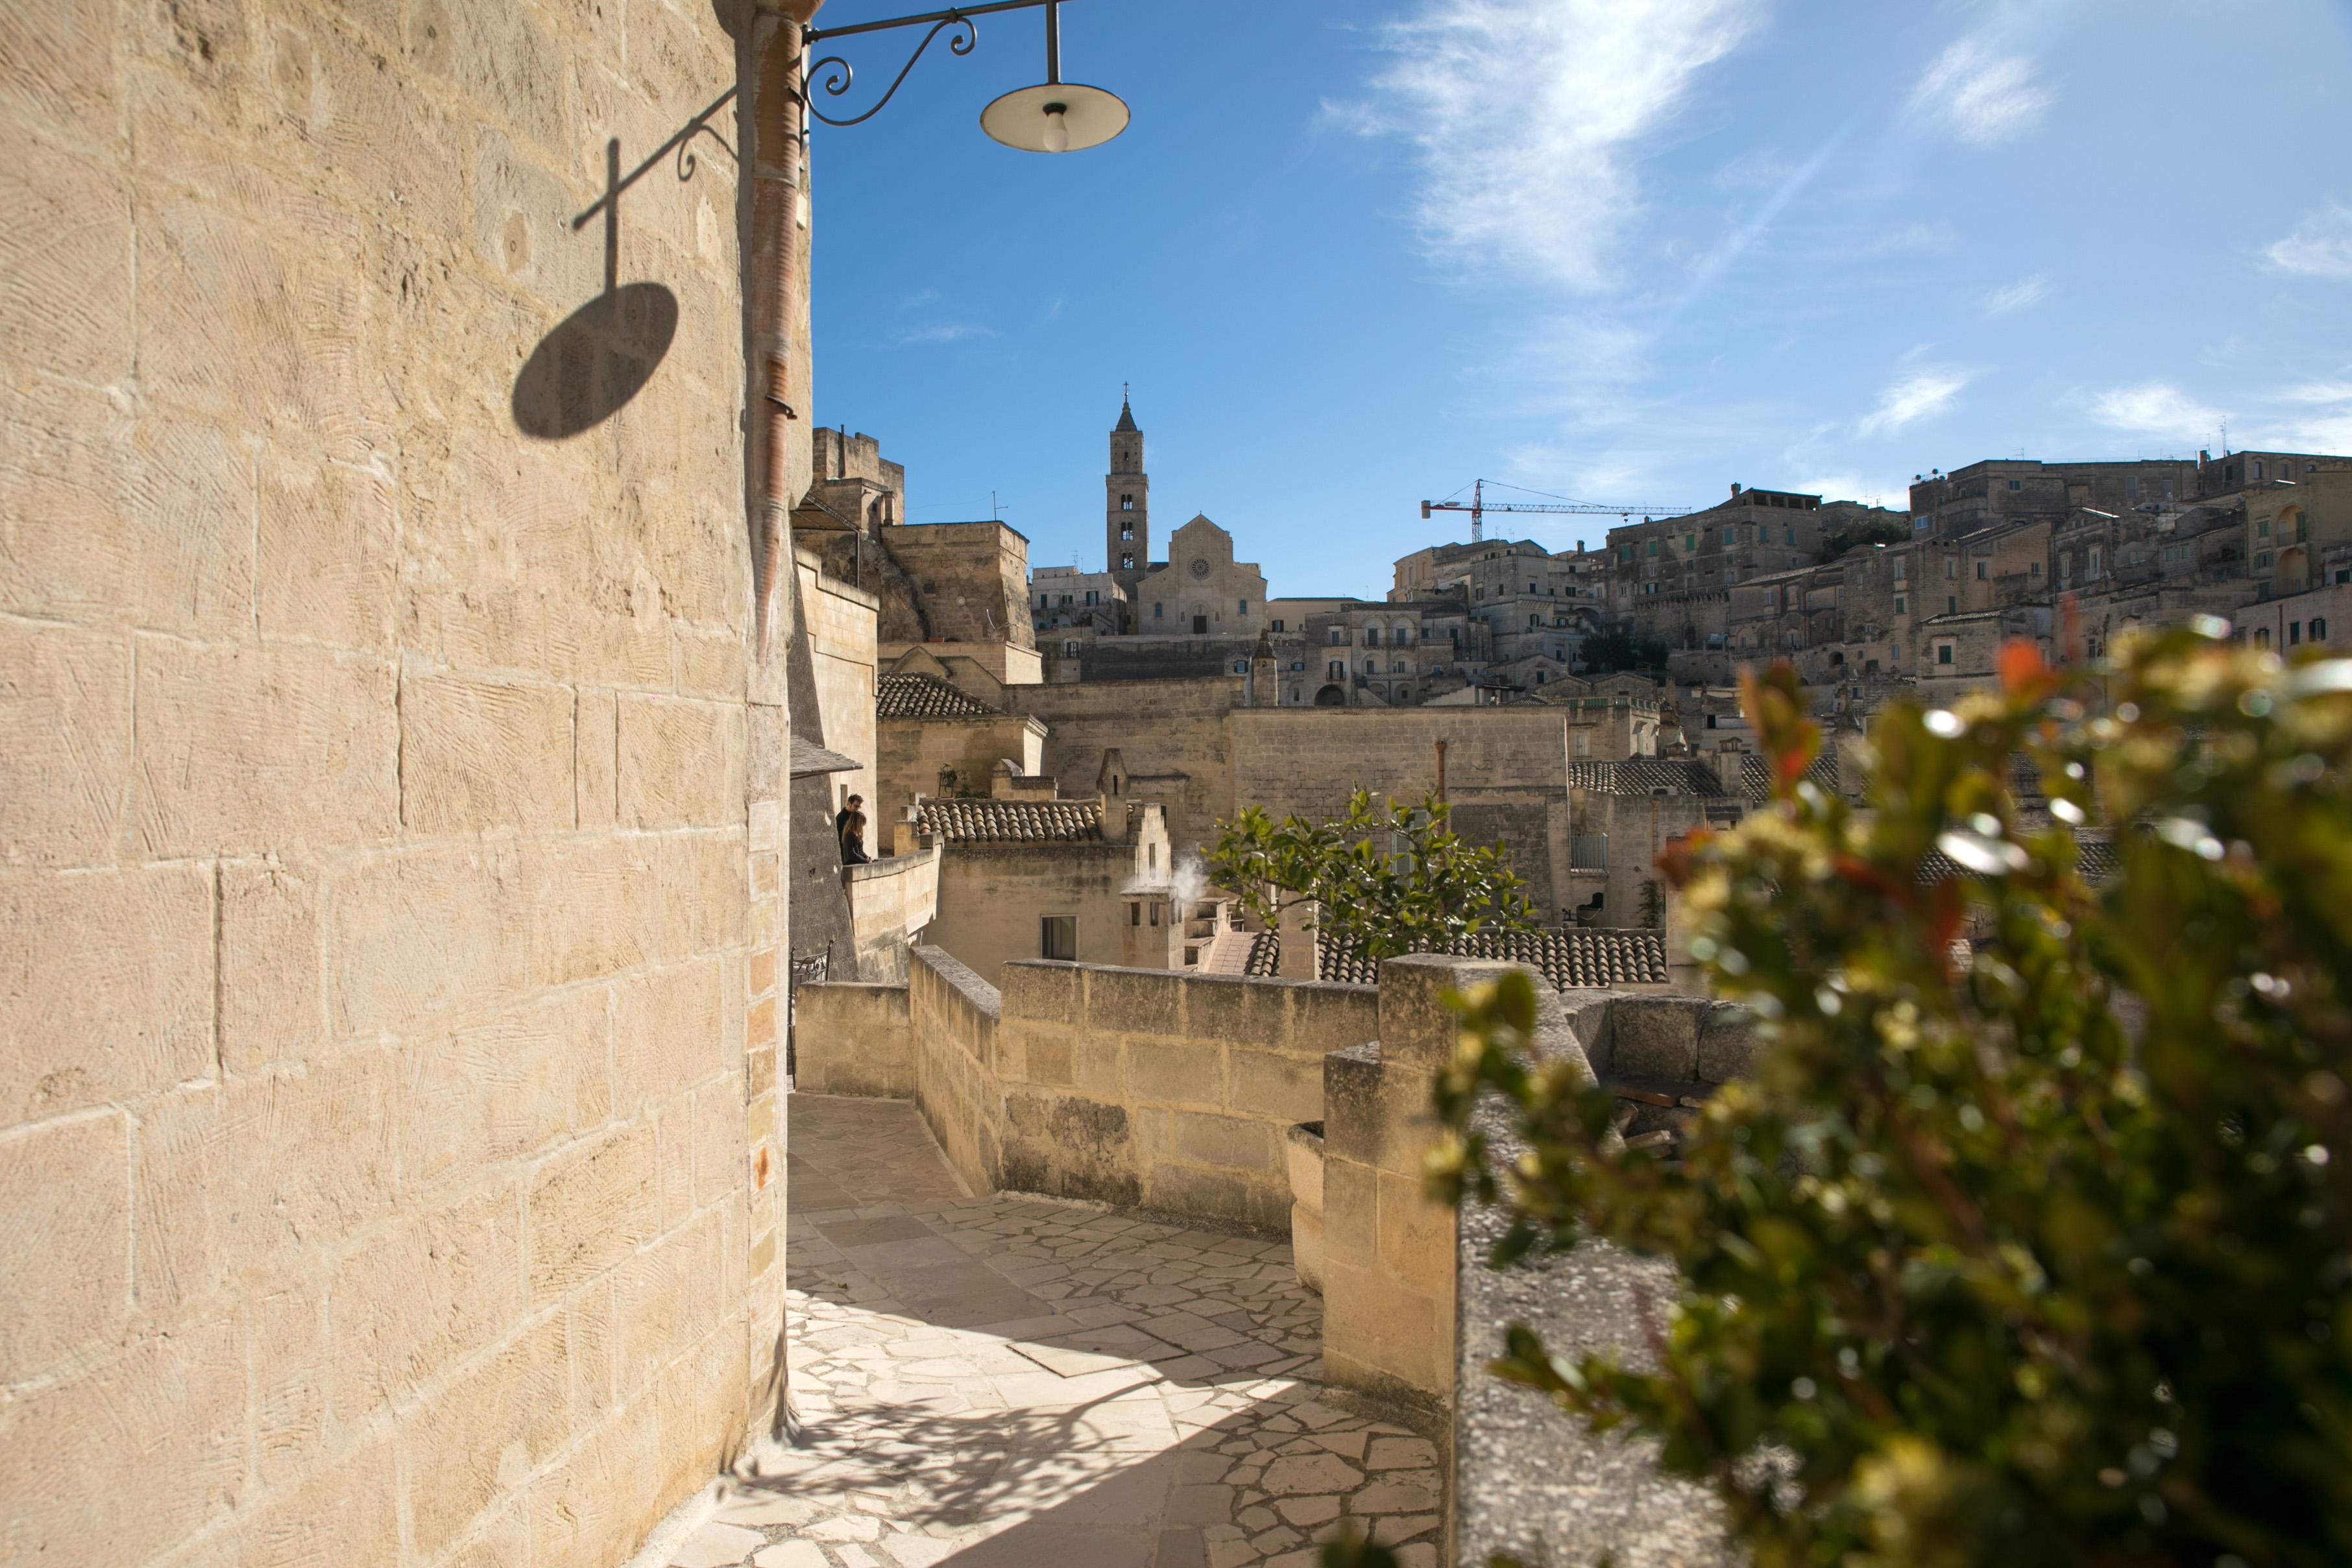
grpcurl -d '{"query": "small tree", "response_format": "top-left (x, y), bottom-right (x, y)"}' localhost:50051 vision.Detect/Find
top-left (1819, 513), bottom-right (1913, 562)
top-left (1425, 628), bottom-right (2352, 1567)
top-left (1209, 789), bottom-right (1536, 962)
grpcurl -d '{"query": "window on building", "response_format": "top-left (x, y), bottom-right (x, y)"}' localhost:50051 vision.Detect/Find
top-left (1121, 553), bottom-right (1135, 570)
top-left (1290, 686), bottom-right (1302, 703)
top-left (1085, 590), bottom-right (1097, 605)
top-left (1150, 902), bottom-right (1160, 927)
top-left (1060, 594), bottom-right (1073, 606)
top-left (1328, 660), bottom-right (1343, 678)
top-left (1364, 657), bottom-right (1377, 673)
top-left (2288, 622), bottom-right (2301, 645)
top-left (1947, 595), bottom-right (1958, 615)
top-left (1037, 593), bottom-right (1049, 607)
top-left (2089, 548), bottom-right (2102, 577)
top-left (2312, 617), bottom-right (2329, 641)
top-left (1128, 902), bottom-right (1141, 927)
top-left (1648, 540), bottom-right (1659, 557)
top-left (1041, 917), bottom-right (1077, 961)
top-left (2255, 627), bottom-right (2272, 648)
top-left (2009, 479), bottom-right (2022, 491)
top-left (1364, 626), bottom-right (1380, 645)
top-left (1121, 494), bottom-right (1134, 509)
top-left (1895, 595), bottom-right (1907, 614)
top-left (2259, 518), bottom-right (2272, 538)
top-left (1120, 525), bottom-right (1133, 541)
top-left (1724, 526), bottom-right (1736, 543)
top-left (1976, 561), bottom-right (1987, 579)
top-left (1937, 644), bottom-right (1954, 665)
top-left (1154, 603), bottom-right (1163, 619)
top-left (2030, 561), bottom-right (2041, 577)
top-left (1619, 545), bottom-right (1632, 562)
top-left (2257, 551), bottom-right (2273, 569)
top-left (2253, 462), bottom-right (2265, 481)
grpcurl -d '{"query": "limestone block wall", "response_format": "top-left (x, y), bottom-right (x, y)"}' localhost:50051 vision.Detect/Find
top-left (796, 548), bottom-right (880, 814)
top-left (845, 843), bottom-right (940, 983)
top-left (794, 983), bottom-right (914, 1099)
top-left (0, 4), bottom-right (786, 1566)
top-left (874, 712), bottom-right (1045, 835)
top-left (800, 952), bottom-right (1379, 1233)
top-left (991, 963), bottom-right (1379, 1232)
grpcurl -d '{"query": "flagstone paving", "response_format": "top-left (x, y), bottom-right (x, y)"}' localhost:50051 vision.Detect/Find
top-left (668, 1094), bottom-right (1443, 1568)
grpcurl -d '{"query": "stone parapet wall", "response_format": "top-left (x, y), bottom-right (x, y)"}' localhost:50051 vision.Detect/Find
top-left (794, 983), bottom-right (914, 1100)
top-left (845, 845), bottom-right (940, 983)
top-left (993, 964), bottom-right (1379, 1232)
top-left (799, 952), bottom-right (1378, 1233)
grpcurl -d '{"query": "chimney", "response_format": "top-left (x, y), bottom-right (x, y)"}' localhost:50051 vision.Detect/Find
top-left (1730, 482), bottom-right (1743, 497)
top-left (1100, 792), bottom-right (1130, 843)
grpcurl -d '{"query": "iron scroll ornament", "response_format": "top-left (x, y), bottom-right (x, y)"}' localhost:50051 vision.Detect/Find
top-left (807, 14), bottom-right (980, 128)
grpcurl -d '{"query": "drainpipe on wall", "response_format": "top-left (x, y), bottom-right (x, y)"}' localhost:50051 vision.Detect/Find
top-left (1434, 739), bottom-right (1447, 804)
top-left (751, 0), bottom-right (821, 667)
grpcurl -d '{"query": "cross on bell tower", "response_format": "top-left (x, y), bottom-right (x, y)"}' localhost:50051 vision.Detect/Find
top-left (1107, 387), bottom-right (1148, 585)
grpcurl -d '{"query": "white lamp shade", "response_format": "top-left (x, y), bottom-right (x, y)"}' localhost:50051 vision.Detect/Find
top-left (980, 82), bottom-right (1129, 153)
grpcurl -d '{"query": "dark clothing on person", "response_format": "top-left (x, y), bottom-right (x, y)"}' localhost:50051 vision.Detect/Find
top-left (838, 808), bottom-right (869, 866)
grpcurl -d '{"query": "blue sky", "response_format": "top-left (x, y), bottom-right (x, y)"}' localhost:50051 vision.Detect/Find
top-left (803, 0), bottom-right (2352, 600)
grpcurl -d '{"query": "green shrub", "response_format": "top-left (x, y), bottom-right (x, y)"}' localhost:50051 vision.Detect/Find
top-left (1210, 788), bottom-right (1535, 962)
top-left (1429, 626), bottom-right (2352, 1567)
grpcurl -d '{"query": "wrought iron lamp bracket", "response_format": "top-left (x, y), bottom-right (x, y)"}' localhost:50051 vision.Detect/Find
top-left (807, 12), bottom-right (980, 128)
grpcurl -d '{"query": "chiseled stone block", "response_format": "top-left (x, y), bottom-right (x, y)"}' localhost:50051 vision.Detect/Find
top-left (0, 618), bottom-right (131, 866)
top-left (0, 1110), bottom-right (128, 1383)
top-left (217, 856), bottom-right (326, 1070)
top-left (612, 957), bottom-right (727, 1118)
top-left (528, 1123), bottom-right (658, 1301)
top-left (1610, 996), bottom-right (1700, 1081)
top-left (618, 693), bottom-right (746, 830)
top-left (0, 862), bottom-right (215, 1126)
top-left (398, 671), bottom-right (577, 835)
top-left (137, 1050), bottom-right (401, 1309)
top-left (330, 844), bottom-right (531, 1037)
top-left (134, 635), bottom-right (398, 858)
top-left (0, 1313), bottom-right (248, 1565)
top-left (404, 1315), bottom-right (570, 1560)
top-left (335, 1183), bottom-right (525, 1414)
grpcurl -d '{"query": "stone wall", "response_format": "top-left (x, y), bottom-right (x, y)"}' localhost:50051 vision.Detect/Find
top-left (878, 521), bottom-right (1036, 649)
top-left (845, 844), bottom-right (940, 983)
top-left (994, 963), bottom-right (1380, 1232)
top-left (794, 982), bottom-right (914, 1100)
top-left (0, 4), bottom-right (789, 1565)
top-left (796, 952), bottom-right (1380, 1233)
top-left (797, 548), bottom-right (880, 814)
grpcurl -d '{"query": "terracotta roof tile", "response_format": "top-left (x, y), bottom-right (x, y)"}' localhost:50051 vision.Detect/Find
top-left (1566, 758), bottom-right (1729, 797)
top-left (1313, 929), bottom-right (1670, 990)
top-left (878, 673), bottom-right (1000, 720)
top-left (1737, 751), bottom-right (1840, 803)
top-left (914, 797), bottom-right (1102, 843)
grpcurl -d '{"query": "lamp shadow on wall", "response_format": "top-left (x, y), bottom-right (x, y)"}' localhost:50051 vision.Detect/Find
top-left (511, 282), bottom-right (679, 440)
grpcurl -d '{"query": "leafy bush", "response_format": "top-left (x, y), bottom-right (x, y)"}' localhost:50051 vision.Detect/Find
top-left (1429, 627), bottom-right (2352, 1567)
top-left (1209, 788), bottom-right (1536, 962)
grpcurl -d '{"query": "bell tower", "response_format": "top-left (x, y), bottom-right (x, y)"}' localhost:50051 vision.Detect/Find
top-left (1107, 389), bottom-right (1148, 585)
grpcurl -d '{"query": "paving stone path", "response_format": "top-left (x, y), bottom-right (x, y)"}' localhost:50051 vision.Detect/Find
top-left (666, 1094), bottom-right (1442, 1568)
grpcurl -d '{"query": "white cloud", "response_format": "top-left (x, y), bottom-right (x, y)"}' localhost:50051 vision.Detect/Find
top-left (1344, 0), bottom-right (1764, 289)
top-left (2083, 382), bottom-right (2225, 446)
top-left (884, 322), bottom-right (999, 348)
top-left (1856, 368), bottom-right (1977, 440)
top-left (1985, 273), bottom-right (2050, 315)
top-left (2265, 204), bottom-right (2352, 281)
top-left (1910, 36), bottom-right (2055, 147)
top-left (1796, 474), bottom-right (1915, 511)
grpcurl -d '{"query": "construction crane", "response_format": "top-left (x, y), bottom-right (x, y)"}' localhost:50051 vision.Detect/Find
top-left (1421, 478), bottom-right (1697, 544)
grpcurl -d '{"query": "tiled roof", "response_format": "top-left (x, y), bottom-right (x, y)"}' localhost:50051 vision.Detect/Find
top-left (1566, 758), bottom-right (1728, 797)
top-left (1915, 832), bottom-right (2116, 887)
top-left (914, 797), bottom-right (1102, 844)
top-left (1736, 751), bottom-right (1841, 803)
top-left (1315, 929), bottom-right (1670, 990)
top-left (1244, 930), bottom-right (1281, 978)
top-left (877, 673), bottom-right (1000, 719)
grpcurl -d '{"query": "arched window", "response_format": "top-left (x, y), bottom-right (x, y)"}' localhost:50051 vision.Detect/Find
top-left (1363, 625), bottom-right (1381, 645)
top-left (2255, 627), bottom-right (2272, 647)
top-left (1394, 623), bottom-right (1412, 644)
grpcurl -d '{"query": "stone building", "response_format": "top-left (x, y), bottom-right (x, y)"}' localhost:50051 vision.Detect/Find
top-left (1908, 457), bottom-right (2200, 537)
top-left (1607, 486), bottom-right (1906, 653)
top-left (0, 3), bottom-right (803, 1562)
top-left (911, 790), bottom-right (1180, 984)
